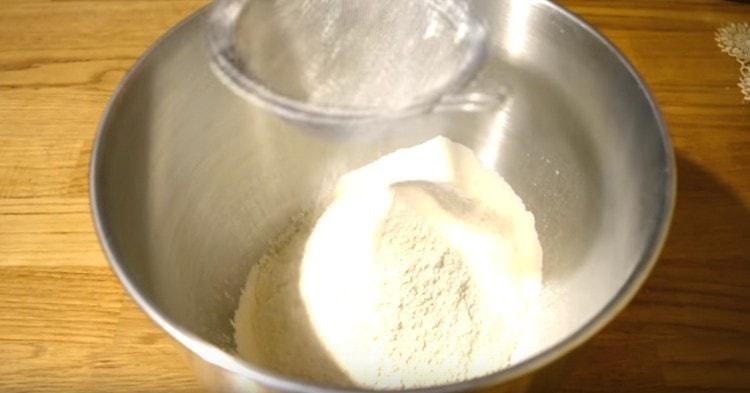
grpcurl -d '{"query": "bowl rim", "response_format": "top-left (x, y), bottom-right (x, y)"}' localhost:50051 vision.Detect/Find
top-left (89, 2), bottom-right (676, 392)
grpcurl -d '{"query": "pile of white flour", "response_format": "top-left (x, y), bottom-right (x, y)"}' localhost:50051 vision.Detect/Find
top-left (233, 136), bottom-right (542, 389)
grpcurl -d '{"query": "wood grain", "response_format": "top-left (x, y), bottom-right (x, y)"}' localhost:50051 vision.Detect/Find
top-left (0, 0), bottom-right (748, 392)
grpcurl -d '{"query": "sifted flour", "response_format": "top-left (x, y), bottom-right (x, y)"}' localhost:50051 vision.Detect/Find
top-left (234, 136), bottom-right (542, 389)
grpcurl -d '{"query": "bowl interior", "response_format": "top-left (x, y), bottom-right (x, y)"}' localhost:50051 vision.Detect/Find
top-left (92, 0), bottom-right (673, 386)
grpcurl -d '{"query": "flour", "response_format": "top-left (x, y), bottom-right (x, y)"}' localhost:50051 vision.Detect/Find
top-left (234, 136), bottom-right (543, 389)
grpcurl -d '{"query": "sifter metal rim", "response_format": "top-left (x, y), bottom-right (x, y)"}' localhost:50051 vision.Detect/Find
top-left (206, 0), bottom-right (490, 124)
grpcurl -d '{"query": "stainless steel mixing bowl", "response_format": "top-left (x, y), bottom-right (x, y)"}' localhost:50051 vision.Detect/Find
top-left (90, 1), bottom-right (675, 392)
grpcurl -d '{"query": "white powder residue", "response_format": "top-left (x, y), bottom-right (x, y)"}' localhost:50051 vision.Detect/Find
top-left (234, 136), bottom-right (543, 389)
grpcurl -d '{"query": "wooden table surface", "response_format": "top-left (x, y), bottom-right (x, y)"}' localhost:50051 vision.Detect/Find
top-left (1, 1), bottom-right (749, 392)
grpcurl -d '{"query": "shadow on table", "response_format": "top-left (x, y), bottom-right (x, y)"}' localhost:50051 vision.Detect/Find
top-left (556, 152), bottom-right (750, 392)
